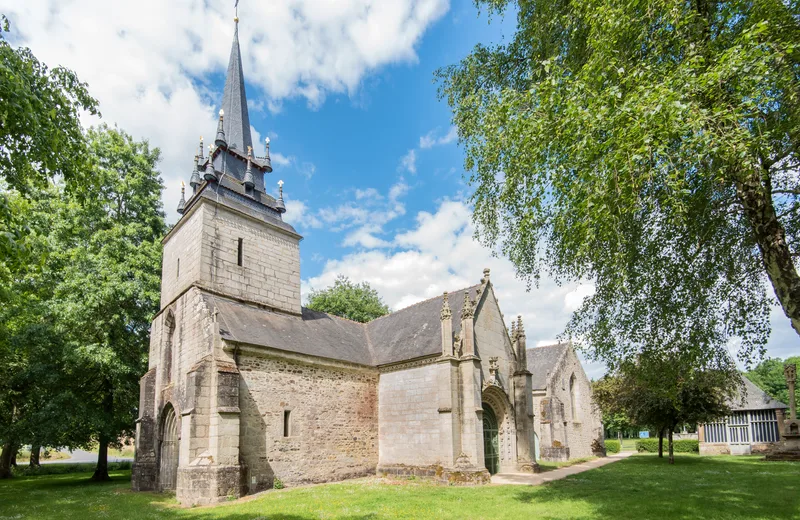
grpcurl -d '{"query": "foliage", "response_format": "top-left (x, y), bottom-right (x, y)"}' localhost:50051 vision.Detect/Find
top-left (0, 125), bottom-right (165, 480)
top-left (1, 457), bottom-right (799, 519)
top-left (0, 16), bottom-right (98, 267)
top-left (437, 0), bottom-right (800, 367)
top-left (273, 477), bottom-right (284, 490)
top-left (593, 351), bottom-right (738, 462)
top-left (11, 461), bottom-right (131, 477)
top-left (306, 275), bottom-right (390, 323)
top-left (745, 356), bottom-right (800, 405)
top-left (604, 439), bottom-right (620, 453)
top-left (636, 439), bottom-right (699, 454)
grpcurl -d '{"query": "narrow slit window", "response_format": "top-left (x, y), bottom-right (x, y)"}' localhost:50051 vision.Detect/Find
top-left (283, 410), bottom-right (291, 437)
top-left (237, 238), bottom-right (243, 266)
top-left (176, 258), bottom-right (180, 279)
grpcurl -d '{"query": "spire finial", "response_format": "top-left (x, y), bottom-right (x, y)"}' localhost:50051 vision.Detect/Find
top-left (440, 291), bottom-right (452, 321)
top-left (511, 320), bottom-right (517, 341)
top-left (461, 291), bottom-right (474, 320)
top-left (234, 0), bottom-right (240, 23)
top-left (517, 315), bottom-right (525, 336)
top-left (190, 154), bottom-right (201, 190)
top-left (198, 136), bottom-right (204, 160)
top-left (177, 181), bottom-right (186, 214)
top-left (215, 110), bottom-right (227, 148)
top-left (275, 179), bottom-right (286, 214)
top-left (204, 152), bottom-right (218, 182)
top-left (243, 146), bottom-right (255, 190)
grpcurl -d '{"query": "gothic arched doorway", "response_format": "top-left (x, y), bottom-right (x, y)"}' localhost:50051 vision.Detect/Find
top-left (483, 404), bottom-right (499, 474)
top-left (159, 405), bottom-right (179, 491)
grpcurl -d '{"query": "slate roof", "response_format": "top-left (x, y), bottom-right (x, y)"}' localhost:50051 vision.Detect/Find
top-left (526, 343), bottom-right (570, 390)
top-left (729, 376), bottom-right (788, 411)
top-left (207, 284), bottom-right (486, 367)
top-left (220, 22), bottom-right (252, 153)
top-left (367, 284), bottom-right (483, 366)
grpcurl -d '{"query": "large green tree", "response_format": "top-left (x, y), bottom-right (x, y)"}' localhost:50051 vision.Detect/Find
top-left (0, 126), bottom-right (165, 480)
top-left (594, 350), bottom-right (738, 463)
top-left (745, 356), bottom-right (800, 405)
top-left (438, 0), bottom-right (800, 365)
top-left (307, 276), bottom-right (390, 323)
top-left (0, 16), bottom-right (98, 268)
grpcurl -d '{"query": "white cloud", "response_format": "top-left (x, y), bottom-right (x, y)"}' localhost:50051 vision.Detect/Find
top-left (287, 181), bottom-right (409, 246)
top-left (283, 199), bottom-right (323, 229)
top-left (304, 199), bottom-right (592, 349)
top-left (419, 126), bottom-right (457, 149)
top-left (400, 149), bottom-right (417, 174)
top-left (271, 153), bottom-right (294, 168)
top-left (0, 0), bottom-right (449, 222)
top-left (564, 284), bottom-right (596, 312)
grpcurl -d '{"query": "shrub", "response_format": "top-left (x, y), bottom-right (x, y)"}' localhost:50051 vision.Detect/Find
top-left (273, 477), bottom-right (284, 490)
top-left (604, 440), bottom-right (621, 453)
top-left (12, 461), bottom-right (131, 477)
top-left (636, 439), bottom-right (699, 453)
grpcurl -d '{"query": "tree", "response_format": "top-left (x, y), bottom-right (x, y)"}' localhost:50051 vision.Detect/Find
top-left (49, 125), bottom-right (165, 481)
top-left (0, 15), bottom-right (98, 269)
top-left (307, 276), bottom-right (390, 323)
top-left (0, 126), bottom-right (165, 480)
top-left (437, 0), bottom-right (800, 366)
top-left (745, 356), bottom-right (800, 405)
top-left (594, 351), bottom-right (738, 463)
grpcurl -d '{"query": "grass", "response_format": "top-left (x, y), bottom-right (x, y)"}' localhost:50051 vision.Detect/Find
top-left (0, 455), bottom-right (798, 519)
top-left (620, 438), bottom-right (638, 451)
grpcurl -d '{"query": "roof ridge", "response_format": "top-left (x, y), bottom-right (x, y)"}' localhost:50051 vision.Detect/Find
top-left (527, 342), bottom-right (570, 350)
top-left (302, 305), bottom-right (369, 327)
top-left (368, 283), bottom-right (483, 324)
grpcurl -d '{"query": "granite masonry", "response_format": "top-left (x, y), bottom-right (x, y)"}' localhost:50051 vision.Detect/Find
top-left (528, 343), bottom-right (605, 462)
top-left (130, 16), bottom-right (610, 505)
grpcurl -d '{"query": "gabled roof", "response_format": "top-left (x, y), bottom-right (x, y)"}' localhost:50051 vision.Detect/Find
top-left (526, 343), bottom-right (570, 390)
top-left (208, 283), bottom-right (487, 367)
top-left (366, 284), bottom-right (483, 365)
top-left (730, 376), bottom-right (788, 411)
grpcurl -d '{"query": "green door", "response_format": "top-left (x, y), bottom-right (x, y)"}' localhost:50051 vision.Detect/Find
top-left (483, 404), bottom-right (499, 474)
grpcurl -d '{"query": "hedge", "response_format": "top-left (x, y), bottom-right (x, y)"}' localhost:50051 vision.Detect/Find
top-left (636, 439), bottom-right (699, 453)
top-left (604, 439), bottom-right (621, 453)
top-left (12, 461), bottom-right (131, 477)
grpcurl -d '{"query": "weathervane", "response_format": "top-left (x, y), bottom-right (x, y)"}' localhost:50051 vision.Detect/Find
top-left (234, 0), bottom-right (239, 23)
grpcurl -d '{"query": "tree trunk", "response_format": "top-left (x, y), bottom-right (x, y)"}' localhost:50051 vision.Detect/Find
top-left (9, 449), bottom-right (16, 467)
top-left (736, 169), bottom-right (800, 336)
top-left (0, 442), bottom-right (13, 479)
top-left (668, 429), bottom-right (675, 465)
top-left (29, 445), bottom-right (40, 467)
top-left (91, 434), bottom-right (111, 481)
top-left (658, 428), bottom-right (665, 458)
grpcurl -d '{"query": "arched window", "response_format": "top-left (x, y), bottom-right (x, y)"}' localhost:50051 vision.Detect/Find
top-left (569, 373), bottom-right (578, 421)
top-left (164, 312), bottom-right (175, 382)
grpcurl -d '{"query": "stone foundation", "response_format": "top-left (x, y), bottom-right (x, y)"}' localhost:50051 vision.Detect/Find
top-left (131, 462), bottom-right (157, 491)
top-left (176, 465), bottom-right (242, 505)
top-left (541, 446), bottom-right (570, 462)
top-left (377, 464), bottom-right (491, 485)
top-left (699, 443), bottom-right (730, 455)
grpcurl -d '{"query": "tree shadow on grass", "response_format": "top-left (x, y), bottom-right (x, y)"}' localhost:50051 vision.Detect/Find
top-left (514, 455), bottom-right (800, 519)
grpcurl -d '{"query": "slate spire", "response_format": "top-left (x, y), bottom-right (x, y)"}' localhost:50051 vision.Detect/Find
top-left (220, 18), bottom-right (252, 152)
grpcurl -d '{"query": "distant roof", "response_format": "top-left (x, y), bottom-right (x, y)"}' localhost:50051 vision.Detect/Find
top-left (526, 343), bottom-right (570, 390)
top-left (730, 376), bottom-right (788, 411)
top-left (207, 284), bottom-right (486, 367)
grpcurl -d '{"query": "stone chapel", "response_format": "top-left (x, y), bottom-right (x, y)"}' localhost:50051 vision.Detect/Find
top-left (131, 18), bottom-right (538, 505)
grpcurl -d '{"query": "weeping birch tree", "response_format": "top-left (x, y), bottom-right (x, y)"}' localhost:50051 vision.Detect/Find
top-left (437, 0), bottom-right (800, 365)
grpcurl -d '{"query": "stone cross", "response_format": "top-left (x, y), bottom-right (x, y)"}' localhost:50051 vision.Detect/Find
top-left (786, 363), bottom-right (797, 421)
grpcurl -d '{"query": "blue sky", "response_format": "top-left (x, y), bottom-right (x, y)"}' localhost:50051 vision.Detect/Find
top-left (3, 0), bottom-right (796, 376)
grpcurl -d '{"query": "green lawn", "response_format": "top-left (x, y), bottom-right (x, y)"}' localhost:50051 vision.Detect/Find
top-left (0, 455), bottom-right (797, 519)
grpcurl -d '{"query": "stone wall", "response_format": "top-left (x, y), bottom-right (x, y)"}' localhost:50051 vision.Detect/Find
top-left (159, 201), bottom-right (301, 315)
top-left (532, 348), bottom-right (604, 460)
top-left (237, 353), bottom-right (378, 491)
top-left (378, 363), bottom-right (444, 466)
top-left (473, 289), bottom-right (516, 391)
